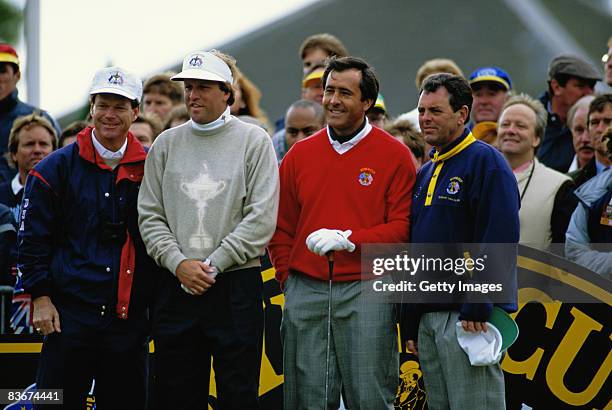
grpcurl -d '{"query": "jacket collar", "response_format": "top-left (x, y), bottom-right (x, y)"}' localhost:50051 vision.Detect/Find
top-left (0, 89), bottom-right (19, 113)
top-left (76, 126), bottom-right (146, 170)
top-left (431, 128), bottom-right (475, 163)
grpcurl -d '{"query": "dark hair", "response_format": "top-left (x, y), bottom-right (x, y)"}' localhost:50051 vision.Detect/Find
top-left (59, 120), bottom-right (89, 147)
top-left (285, 99), bottom-right (325, 124)
top-left (420, 73), bottom-right (473, 118)
top-left (548, 74), bottom-right (597, 96)
top-left (588, 94), bottom-right (612, 124)
top-left (322, 56), bottom-right (379, 112)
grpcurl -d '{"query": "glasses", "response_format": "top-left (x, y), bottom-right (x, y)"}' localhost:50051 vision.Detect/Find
top-left (603, 53), bottom-right (611, 64)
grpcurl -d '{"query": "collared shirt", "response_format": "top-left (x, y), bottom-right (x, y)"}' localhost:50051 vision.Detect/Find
top-left (595, 159), bottom-right (610, 175)
top-left (568, 155), bottom-right (579, 173)
top-left (191, 107), bottom-right (232, 132)
top-left (91, 130), bottom-right (127, 170)
top-left (11, 172), bottom-right (23, 196)
top-left (326, 117), bottom-right (373, 155)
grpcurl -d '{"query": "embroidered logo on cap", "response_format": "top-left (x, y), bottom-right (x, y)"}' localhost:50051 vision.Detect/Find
top-left (189, 55), bottom-right (203, 68)
top-left (446, 176), bottom-right (463, 195)
top-left (108, 72), bottom-right (124, 85)
top-left (358, 168), bottom-right (376, 186)
top-left (475, 68), bottom-right (497, 78)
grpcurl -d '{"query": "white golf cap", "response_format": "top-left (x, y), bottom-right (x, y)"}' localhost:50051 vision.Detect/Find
top-left (90, 66), bottom-right (143, 103)
top-left (171, 51), bottom-right (233, 83)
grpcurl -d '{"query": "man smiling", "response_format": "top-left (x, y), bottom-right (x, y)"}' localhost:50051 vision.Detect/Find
top-left (18, 66), bottom-right (154, 408)
top-left (269, 56), bottom-right (415, 409)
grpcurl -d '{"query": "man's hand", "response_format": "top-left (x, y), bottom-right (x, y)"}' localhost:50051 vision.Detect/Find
top-left (461, 320), bottom-right (488, 333)
top-left (32, 296), bottom-right (61, 335)
top-left (406, 340), bottom-right (418, 357)
top-left (305, 229), bottom-right (356, 256)
top-left (176, 259), bottom-right (216, 295)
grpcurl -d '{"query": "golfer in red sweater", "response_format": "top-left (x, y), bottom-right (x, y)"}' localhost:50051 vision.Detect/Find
top-left (269, 56), bottom-right (416, 409)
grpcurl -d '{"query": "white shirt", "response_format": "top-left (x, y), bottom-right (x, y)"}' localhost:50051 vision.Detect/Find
top-left (91, 130), bottom-right (127, 170)
top-left (327, 118), bottom-right (373, 155)
top-left (568, 155), bottom-right (579, 173)
top-left (11, 173), bottom-right (23, 195)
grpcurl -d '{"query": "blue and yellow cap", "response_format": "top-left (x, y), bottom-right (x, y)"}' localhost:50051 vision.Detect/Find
top-left (469, 66), bottom-right (512, 91)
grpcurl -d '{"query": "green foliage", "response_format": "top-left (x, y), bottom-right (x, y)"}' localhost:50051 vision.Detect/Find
top-left (0, 0), bottom-right (22, 44)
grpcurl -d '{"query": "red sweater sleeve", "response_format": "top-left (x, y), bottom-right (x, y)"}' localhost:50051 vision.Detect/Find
top-left (268, 153), bottom-right (298, 284)
top-left (349, 156), bottom-right (415, 246)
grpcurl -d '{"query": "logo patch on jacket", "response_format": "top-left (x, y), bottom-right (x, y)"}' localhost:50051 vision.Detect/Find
top-left (446, 176), bottom-right (463, 195)
top-left (358, 168), bottom-right (375, 186)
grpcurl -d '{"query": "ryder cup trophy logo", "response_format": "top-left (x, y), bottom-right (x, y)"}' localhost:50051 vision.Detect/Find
top-left (181, 164), bottom-right (226, 249)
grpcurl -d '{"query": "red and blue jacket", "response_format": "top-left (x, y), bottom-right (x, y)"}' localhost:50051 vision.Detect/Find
top-left (18, 126), bottom-right (156, 329)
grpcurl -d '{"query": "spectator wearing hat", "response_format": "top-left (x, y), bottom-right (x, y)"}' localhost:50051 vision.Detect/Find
top-left (301, 65), bottom-right (325, 104)
top-left (272, 99), bottom-right (324, 162)
top-left (537, 54), bottom-right (601, 173)
top-left (367, 93), bottom-right (388, 128)
top-left (498, 94), bottom-right (575, 249)
top-left (567, 95), bottom-right (595, 175)
top-left (468, 66), bottom-right (513, 145)
top-left (0, 43), bottom-right (60, 183)
top-left (565, 126), bottom-right (612, 278)
top-left (396, 58), bottom-right (465, 131)
top-left (142, 72), bottom-right (184, 123)
top-left (18, 66), bottom-right (156, 408)
top-left (138, 49), bottom-right (279, 409)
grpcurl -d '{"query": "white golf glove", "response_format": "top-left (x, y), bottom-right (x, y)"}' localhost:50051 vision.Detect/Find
top-left (306, 229), bottom-right (356, 256)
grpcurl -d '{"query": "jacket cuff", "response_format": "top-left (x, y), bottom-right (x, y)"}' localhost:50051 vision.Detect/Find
top-left (459, 303), bottom-right (493, 322)
top-left (27, 280), bottom-right (52, 300)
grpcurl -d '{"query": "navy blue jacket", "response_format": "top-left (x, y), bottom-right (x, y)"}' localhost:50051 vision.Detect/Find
top-left (18, 127), bottom-right (156, 330)
top-left (403, 129), bottom-right (520, 340)
top-left (0, 203), bottom-right (16, 286)
top-left (536, 92), bottom-right (574, 173)
top-left (0, 90), bottom-right (61, 183)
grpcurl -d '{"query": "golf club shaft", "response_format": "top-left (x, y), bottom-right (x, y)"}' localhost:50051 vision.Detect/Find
top-left (324, 251), bottom-right (334, 408)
